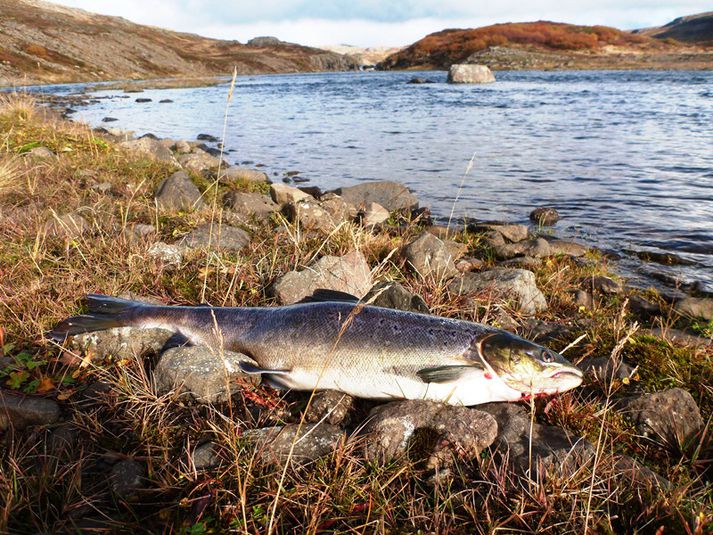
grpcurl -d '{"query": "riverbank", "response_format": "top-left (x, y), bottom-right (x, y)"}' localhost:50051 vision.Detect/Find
top-left (0, 93), bottom-right (710, 532)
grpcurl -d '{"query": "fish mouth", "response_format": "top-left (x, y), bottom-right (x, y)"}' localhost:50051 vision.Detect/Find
top-left (550, 368), bottom-right (584, 380)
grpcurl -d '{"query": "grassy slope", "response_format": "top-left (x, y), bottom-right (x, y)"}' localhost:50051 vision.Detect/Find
top-left (0, 94), bottom-right (710, 532)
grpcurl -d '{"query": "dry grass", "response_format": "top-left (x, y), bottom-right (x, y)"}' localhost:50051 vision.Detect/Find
top-left (0, 94), bottom-right (710, 533)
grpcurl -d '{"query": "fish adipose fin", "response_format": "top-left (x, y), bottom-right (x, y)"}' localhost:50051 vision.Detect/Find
top-left (238, 361), bottom-right (291, 376)
top-left (48, 294), bottom-right (145, 342)
top-left (298, 289), bottom-right (360, 304)
top-left (417, 364), bottom-right (483, 384)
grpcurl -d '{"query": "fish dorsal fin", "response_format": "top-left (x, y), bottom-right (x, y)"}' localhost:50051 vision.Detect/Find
top-left (417, 364), bottom-right (483, 384)
top-left (238, 361), bottom-right (291, 376)
top-left (298, 289), bottom-right (361, 304)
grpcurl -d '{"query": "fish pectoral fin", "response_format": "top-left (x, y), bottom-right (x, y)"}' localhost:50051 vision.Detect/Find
top-left (238, 361), bottom-right (291, 375)
top-left (297, 289), bottom-right (361, 304)
top-left (417, 365), bottom-right (479, 384)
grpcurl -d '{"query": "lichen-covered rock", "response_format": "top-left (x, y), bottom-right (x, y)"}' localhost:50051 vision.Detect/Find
top-left (148, 242), bottom-right (184, 267)
top-left (180, 223), bottom-right (250, 252)
top-left (270, 183), bottom-right (312, 206)
top-left (70, 326), bottom-right (175, 360)
top-left (0, 390), bottom-right (61, 431)
top-left (447, 64), bottom-right (496, 84)
top-left (304, 390), bottom-right (354, 426)
top-left (271, 250), bottom-right (372, 305)
top-left (223, 191), bottom-right (278, 220)
top-left (364, 281), bottom-right (429, 313)
top-left (449, 268), bottom-right (547, 315)
top-left (403, 231), bottom-right (460, 280)
top-left (155, 171), bottom-right (204, 211)
top-left (361, 400), bottom-right (498, 468)
top-left (285, 199), bottom-right (337, 233)
top-left (335, 181), bottom-right (418, 213)
top-left (245, 423), bottom-right (344, 464)
top-left (154, 346), bottom-right (259, 404)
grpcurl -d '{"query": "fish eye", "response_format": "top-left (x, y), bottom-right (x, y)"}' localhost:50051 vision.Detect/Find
top-left (541, 350), bottom-right (554, 363)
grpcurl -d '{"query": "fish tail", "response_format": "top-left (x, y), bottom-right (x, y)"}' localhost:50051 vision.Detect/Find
top-left (48, 294), bottom-right (149, 342)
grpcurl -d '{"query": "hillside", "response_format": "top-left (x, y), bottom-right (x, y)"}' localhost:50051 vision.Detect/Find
top-left (379, 20), bottom-right (712, 70)
top-left (635, 11), bottom-right (713, 45)
top-left (0, 0), bottom-right (356, 86)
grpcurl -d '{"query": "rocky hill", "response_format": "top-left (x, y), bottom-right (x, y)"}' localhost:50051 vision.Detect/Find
top-left (0, 0), bottom-right (357, 86)
top-left (635, 12), bottom-right (713, 45)
top-left (379, 20), bottom-right (712, 70)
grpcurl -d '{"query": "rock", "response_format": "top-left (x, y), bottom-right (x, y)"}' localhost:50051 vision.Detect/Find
top-left (155, 347), bottom-right (259, 404)
top-left (627, 295), bottom-right (660, 319)
top-left (407, 77), bottom-right (432, 84)
top-left (580, 357), bottom-right (635, 382)
top-left (403, 232), bottom-right (459, 280)
top-left (245, 423), bottom-right (344, 464)
top-left (44, 212), bottom-right (90, 239)
top-left (546, 238), bottom-right (588, 257)
top-left (178, 150), bottom-right (224, 174)
top-left (173, 140), bottom-right (191, 154)
top-left (499, 256), bottom-right (541, 268)
top-left (455, 256), bottom-right (485, 272)
top-left (617, 388), bottom-right (704, 448)
top-left (197, 133), bottom-right (220, 143)
top-left (572, 289), bottom-right (593, 309)
top-left (110, 460), bottom-right (146, 498)
top-left (180, 224), bottom-right (250, 252)
top-left (632, 250), bottom-right (695, 266)
top-left (426, 225), bottom-right (456, 240)
top-left (320, 194), bottom-right (355, 223)
top-left (522, 319), bottom-right (572, 344)
top-left (102, 117), bottom-right (118, 122)
top-left (648, 327), bottom-right (712, 347)
top-left (590, 276), bottom-right (623, 295)
top-left (47, 422), bottom-right (80, 452)
top-left (0, 390), bottom-right (60, 431)
top-left (219, 166), bottom-right (269, 184)
top-left (447, 64), bottom-right (496, 84)
top-left (272, 251), bottom-right (372, 305)
top-left (270, 183), bottom-right (312, 206)
top-left (91, 181), bottom-right (112, 193)
top-left (614, 454), bottom-right (670, 491)
top-left (471, 223), bottom-right (529, 243)
top-left (70, 325), bottom-right (175, 359)
top-left (495, 238), bottom-right (551, 260)
top-left (223, 191), bottom-right (278, 220)
top-left (449, 268), bottom-right (547, 315)
top-left (335, 181), bottom-right (418, 213)
top-left (135, 98), bottom-right (152, 103)
top-left (159, 99), bottom-right (174, 104)
top-left (530, 207), bottom-right (560, 226)
top-left (126, 223), bottom-right (156, 241)
top-left (119, 137), bottom-right (177, 164)
top-left (675, 297), bottom-right (713, 320)
top-left (364, 281), bottom-right (429, 313)
top-left (25, 146), bottom-right (54, 159)
top-left (285, 200), bottom-right (337, 233)
top-left (360, 202), bottom-right (390, 227)
top-left (361, 400), bottom-right (498, 467)
top-left (191, 442), bottom-right (221, 470)
top-left (479, 403), bottom-right (594, 476)
top-left (155, 171), bottom-right (205, 212)
top-left (304, 390), bottom-right (354, 426)
top-left (147, 242), bottom-right (184, 267)
top-left (482, 230), bottom-right (505, 248)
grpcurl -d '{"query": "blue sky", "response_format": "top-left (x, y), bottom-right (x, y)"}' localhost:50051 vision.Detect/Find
top-left (50, 1), bottom-right (712, 47)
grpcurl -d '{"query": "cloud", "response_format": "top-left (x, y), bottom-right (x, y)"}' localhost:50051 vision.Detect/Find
top-left (50, 0), bottom-right (713, 46)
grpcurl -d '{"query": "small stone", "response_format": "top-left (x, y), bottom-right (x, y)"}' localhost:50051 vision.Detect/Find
top-left (499, 256), bottom-right (541, 268)
top-left (403, 232), bottom-right (459, 280)
top-left (334, 181), bottom-right (419, 213)
top-left (304, 390), bottom-right (354, 425)
top-left (173, 140), bottom-right (191, 154)
top-left (285, 200), bottom-right (337, 233)
top-left (675, 297), bottom-right (713, 321)
top-left (197, 133), bottom-right (219, 143)
top-left (633, 250), bottom-right (695, 266)
top-left (70, 325), bottom-right (174, 360)
top-left (495, 238), bottom-right (551, 260)
top-left (245, 423), bottom-right (344, 465)
top-left (219, 166), bottom-right (270, 184)
top-left (92, 181), bottom-right (113, 193)
top-left (360, 202), bottom-right (390, 226)
top-left (119, 137), bottom-right (177, 164)
top-left (580, 357), bottom-right (635, 381)
top-left (159, 99), bottom-right (174, 104)
top-left (191, 442), bottom-right (221, 470)
top-left (627, 295), bottom-right (660, 319)
top-left (455, 256), bottom-right (485, 272)
top-left (530, 207), bottom-right (560, 226)
top-left (447, 64), bottom-right (495, 84)
top-left (178, 150), bottom-right (224, 174)
top-left (271, 251), bottom-right (372, 305)
top-left (180, 224), bottom-right (250, 252)
top-left (590, 276), bottom-right (623, 295)
top-left (102, 117), bottom-right (118, 122)
top-left (364, 281), bottom-right (429, 313)
top-left (154, 347), bottom-right (259, 404)
top-left (135, 98), bottom-right (152, 103)
top-left (155, 171), bottom-right (205, 212)
top-left (25, 146), bottom-right (55, 159)
top-left (546, 239), bottom-right (588, 257)
top-left (110, 460), bottom-right (146, 498)
top-left (648, 327), bottom-right (712, 347)
top-left (148, 242), bottom-right (184, 267)
top-left (482, 230), bottom-right (505, 248)
top-left (449, 268), bottom-right (547, 315)
top-left (0, 390), bottom-right (61, 431)
top-left (572, 289), bottom-right (593, 309)
top-left (44, 212), bottom-right (90, 239)
top-left (223, 191), bottom-right (278, 220)
top-left (127, 223), bottom-right (156, 240)
top-left (320, 195), bottom-right (355, 223)
top-left (270, 183), bottom-right (312, 206)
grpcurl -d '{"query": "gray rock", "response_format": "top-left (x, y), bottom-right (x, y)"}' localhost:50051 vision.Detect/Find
top-left (154, 347), bottom-right (259, 404)
top-left (335, 181), bottom-right (419, 213)
top-left (47, 422), bottom-right (80, 452)
top-left (633, 250), bottom-right (695, 266)
top-left (627, 295), bottom-right (660, 319)
top-left (530, 207), bottom-right (560, 226)
top-left (110, 460), bottom-right (146, 498)
top-left (449, 268), bottom-right (547, 315)
top-left (173, 140), bottom-right (191, 154)
top-left (546, 238), bottom-right (588, 257)
top-left (219, 166), bottom-right (269, 184)
top-left (155, 171), bottom-right (205, 212)
top-left (148, 242), bottom-right (184, 267)
top-left (480, 230), bottom-right (506, 248)
top-left (675, 297), bottom-right (713, 321)
top-left (572, 289), bottom-right (593, 309)
top-left (270, 183), bottom-right (312, 206)
top-left (70, 325), bottom-right (175, 359)
top-left (272, 250), bottom-right (372, 305)
top-left (479, 403), bottom-right (594, 476)
top-left (590, 276), bottom-right (623, 295)
top-left (0, 390), bottom-right (60, 431)
top-left (44, 212), bottom-right (90, 239)
top-left (180, 224), bottom-right (250, 252)
top-left (178, 150), bottom-right (225, 174)
top-left (191, 442), bottom-right (221, 470)
top-left (245, 423), bottom-right (344, 464)
top-left (495, 238), bottom-right (551, 260)
top-left (223, 191), bottom-right (278, 220)
top-left (25, 146), bottom-right (55, 159)
top-left (580, 357), bottom-right (635, 381)
top-left (119, 137), bottom-right (177, 164)
top-left (92, 181), bottom-right (113, 193)
top-left (361, 400), bottom-right (498, 467)
top-left (320, 194), bottom-right (355, 223)
top-left (285, 199), bottom-right (337, 233)
top-left (126, 223), bottom-right (156, 241)
top-left (304, 390), bottom-right (354, 426)
top-left (472, 223), bottom-right (529, 243)
top-left (647, 327), bottom-right (712, 347)
top-left (364, 281), bottom-right (429, 313)
top-left (403, 232), bottom-right (459, 280)
top-left (499, 256), bottom-right (542, 268)
top-left (614, 454), bottom-right (670, 490)
top-left (360, 202), bottom-right (390, 226)
top-left (447, 64), bottom-right (496, 84)
top-left (456, 256), bottom-right (485, 272)
top-left (617, 388), bottom-right (704, 448)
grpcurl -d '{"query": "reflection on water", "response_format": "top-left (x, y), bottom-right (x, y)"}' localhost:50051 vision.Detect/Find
top-left (68, 70), bottom-right (713, 290)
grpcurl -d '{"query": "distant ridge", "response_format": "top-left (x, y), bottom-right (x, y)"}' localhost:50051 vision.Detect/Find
top-left (634, 12), bottom-right (713, 45)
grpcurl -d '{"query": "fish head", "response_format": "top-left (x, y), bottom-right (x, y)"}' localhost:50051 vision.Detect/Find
top-left (477, 331), bottom-right (583, 396)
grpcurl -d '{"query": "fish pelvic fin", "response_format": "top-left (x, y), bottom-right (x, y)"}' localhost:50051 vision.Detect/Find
top-left (48, 294), bottom-right (147, 342)
top-left (238, 361), bottom-right (291, 376)
top-left (417, 364), bottom-right (483, 384)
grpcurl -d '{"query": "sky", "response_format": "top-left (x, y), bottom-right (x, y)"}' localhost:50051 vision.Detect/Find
top-left (48, 1), bottom-right (711, 47)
